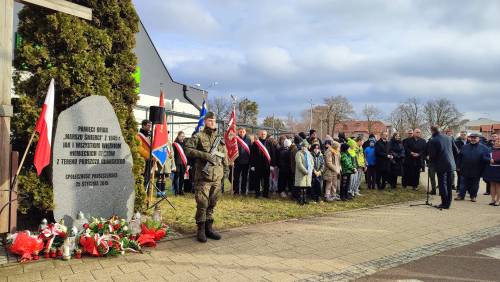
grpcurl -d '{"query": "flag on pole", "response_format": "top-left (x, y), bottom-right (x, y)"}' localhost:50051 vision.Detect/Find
top-left (151, 90), bottom-right (169, 166)
top-left (34, 78), bottom-right (55, 175)
top-left (194, 100), bottom-right (207, 133)
top-left (224, 109), bottom-right (239, 163)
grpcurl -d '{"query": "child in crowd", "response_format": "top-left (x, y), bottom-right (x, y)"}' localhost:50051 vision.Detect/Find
top-left (340, 143), bottom-right (356, 201)
top-left (364, 141), bottom-right (377, 189)
top-left (311, 144), bottom-right (325, 203)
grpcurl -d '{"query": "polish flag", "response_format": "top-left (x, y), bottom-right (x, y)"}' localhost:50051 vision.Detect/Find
top-left (34, 79), bottom-right (55, 175)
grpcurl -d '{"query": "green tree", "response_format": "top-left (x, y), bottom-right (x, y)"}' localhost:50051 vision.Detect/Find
top-left (12, 0), bottom-right (146, 213)
top-left (262, 116), bottom-right (286, 131)
top-left (237, 98), bottom-right (259, 125)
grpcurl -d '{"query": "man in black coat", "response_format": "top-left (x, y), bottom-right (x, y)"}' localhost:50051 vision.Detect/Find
top-left (427, 126), bottom-right (459, 209)
top-left (250, 130), bottom-right (276, 198)
top-left (455, 133), bottom-right (491, 201)
top-left (307, 129), bottom-right (323, 150)
top-left (375, 131), bottom-right (393, 190)
top-left (402, 129), bottom-right (427, 190)
top-left (454, 131), bottom-right (468, 192)
top-left (233, 128), bottom-right (252, 195)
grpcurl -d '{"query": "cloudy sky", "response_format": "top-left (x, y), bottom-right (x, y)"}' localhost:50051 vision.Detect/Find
top-left (133, 0), bottom-right (500, 121)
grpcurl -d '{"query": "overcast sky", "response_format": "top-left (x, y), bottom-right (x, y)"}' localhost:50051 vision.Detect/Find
top-left (133, 0), bottom-right (500, 122)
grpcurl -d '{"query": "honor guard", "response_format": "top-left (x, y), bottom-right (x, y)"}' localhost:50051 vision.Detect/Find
top-left (185, 112), bottom-right (229, 242)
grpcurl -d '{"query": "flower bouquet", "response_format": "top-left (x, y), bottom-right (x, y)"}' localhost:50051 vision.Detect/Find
top-left (7, 231), bottom-right (44, 263)
top-left (137, 218), bottom-right (171, 247)
top-left (38, 220), bottom-right (67, 256)
top-left (77, 216), bottom-right (141, 257)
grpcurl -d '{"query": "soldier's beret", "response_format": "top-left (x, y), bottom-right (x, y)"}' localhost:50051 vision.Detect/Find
top-left (204, 111), bottom-right (216, 120)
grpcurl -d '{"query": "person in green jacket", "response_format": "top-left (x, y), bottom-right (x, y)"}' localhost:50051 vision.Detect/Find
top-left (347, 136), bottom-right (367, 196)
top-left (340, 143), bottom-right (355, 200)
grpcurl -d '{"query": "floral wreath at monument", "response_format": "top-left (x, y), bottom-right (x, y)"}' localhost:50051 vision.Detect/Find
top-left (6, 214), bottom-right (173, 263)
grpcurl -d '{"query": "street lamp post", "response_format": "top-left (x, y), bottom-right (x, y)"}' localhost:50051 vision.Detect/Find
top-left (308, 99), bottom-right (314, 131)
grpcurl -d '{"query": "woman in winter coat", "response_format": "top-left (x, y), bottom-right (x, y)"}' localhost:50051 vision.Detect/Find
top-left (389, 133), bottom-right (405, 189)
top-left (483, 138), bottom-right (500, 206)
top-left (295, 139), bottom-right (314, 205)
top-left (323, 140), bottom-right (341, 201)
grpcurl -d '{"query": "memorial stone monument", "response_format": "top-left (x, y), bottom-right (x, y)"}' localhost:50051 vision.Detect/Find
top-left (52, 96), bottom-right (135, 227)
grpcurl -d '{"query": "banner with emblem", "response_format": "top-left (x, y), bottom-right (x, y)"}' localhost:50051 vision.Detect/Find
top-left (152, 90), bottom-right (170, 166)
top-left (224, 109), bottom-right (239, 163)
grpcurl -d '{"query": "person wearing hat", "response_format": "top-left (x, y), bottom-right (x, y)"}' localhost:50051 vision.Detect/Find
top-left (323, 140), bottom-right (341, 201)
top-left (294, 139), bottom-right (314, 204)
top-left (455, 132), bottom-right (491, 202)
top-left (185, 111), bottom-right (229, 242)
top-left (364, 139), bottom-right (377, 189)
top-left (277, 138), bottom-right (293, 198)
top-left (308, 129), bottom-right (323, 150)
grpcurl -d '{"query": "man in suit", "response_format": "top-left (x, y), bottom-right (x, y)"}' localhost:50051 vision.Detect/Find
top-left (427, 125), bottom-right (459, 209)
top-left (233, 128), bottom-right (252, 195)
top-left (250, 130), bottom-right (276, 198)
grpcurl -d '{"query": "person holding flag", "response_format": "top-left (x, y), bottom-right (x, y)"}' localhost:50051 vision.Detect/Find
top-left (135, 120), bottom-right (152, 181)
top-left (233, 128), bottom-right (251, 195)
top-left (249, 130), bottom-right (276, 198)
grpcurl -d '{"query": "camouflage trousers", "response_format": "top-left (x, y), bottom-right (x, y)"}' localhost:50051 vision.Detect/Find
top-left (195, 179), bottom-right (222, 223)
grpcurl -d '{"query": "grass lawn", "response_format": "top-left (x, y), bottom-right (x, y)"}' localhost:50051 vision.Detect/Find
top-left (156, 180), bottom-right (426, 234)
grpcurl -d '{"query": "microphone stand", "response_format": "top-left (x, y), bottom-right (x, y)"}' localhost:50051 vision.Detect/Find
top-left (410, 166), bottom-right (433, 208)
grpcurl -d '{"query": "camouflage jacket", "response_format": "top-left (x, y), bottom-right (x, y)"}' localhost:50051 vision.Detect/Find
top-left (185, 127), bottom-right (229, 182)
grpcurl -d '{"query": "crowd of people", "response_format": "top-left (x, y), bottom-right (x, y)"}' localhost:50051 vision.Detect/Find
top-left (136, 119), bottom-right (500, 208)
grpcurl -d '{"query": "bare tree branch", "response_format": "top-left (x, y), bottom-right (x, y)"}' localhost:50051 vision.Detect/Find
top-left (362, 104), bottom-right (383, 134)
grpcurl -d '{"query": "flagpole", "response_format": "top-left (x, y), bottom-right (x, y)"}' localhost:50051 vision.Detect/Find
top-left (10, 130), bottom-right (37, 189)
top-left (230, 95), bottom-right (237, 194)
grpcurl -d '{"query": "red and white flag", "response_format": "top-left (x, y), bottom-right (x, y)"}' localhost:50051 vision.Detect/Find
top-left (224, 109), bottom-right (239, 163)
top-left (34, 79), bottom-right (55, 175)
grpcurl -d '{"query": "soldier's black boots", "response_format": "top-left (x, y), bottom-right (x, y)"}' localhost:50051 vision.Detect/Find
top-left (205, 220), bottom-right (221, 240)
top-left (197, 222), bottom-right (207, 243)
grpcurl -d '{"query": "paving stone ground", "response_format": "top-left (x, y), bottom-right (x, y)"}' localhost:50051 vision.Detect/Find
top-left (1, 184), bottom-right (499, 281)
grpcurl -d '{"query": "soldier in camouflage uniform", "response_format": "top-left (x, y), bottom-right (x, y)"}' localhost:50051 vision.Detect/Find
top-left (185, 112), bottom-right (229, 242)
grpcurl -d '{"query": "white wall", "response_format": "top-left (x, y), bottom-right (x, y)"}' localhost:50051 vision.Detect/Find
top-left (133, 93), bottom-right (202, 142)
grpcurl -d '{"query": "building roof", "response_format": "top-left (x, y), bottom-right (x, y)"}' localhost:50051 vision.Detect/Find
top-left (134, 20), bottom-right (204, 107)
top-left (465, 118), bottom-right (500, 127)
top-left (336, 120), bottom-right (388, 135)
top-left (492, 124), bottom-right (500, 130)
top-left (480, 125), bottom-right (492, 132)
